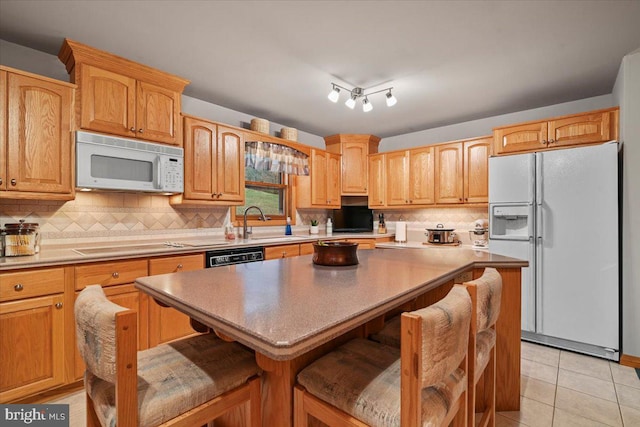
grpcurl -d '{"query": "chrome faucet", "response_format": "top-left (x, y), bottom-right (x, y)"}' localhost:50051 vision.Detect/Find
top-left (243, 206), bottom-right (270, 240)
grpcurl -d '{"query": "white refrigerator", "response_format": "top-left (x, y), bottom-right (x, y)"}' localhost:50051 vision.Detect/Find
top-left (488, 142), bottom-right (619, 361)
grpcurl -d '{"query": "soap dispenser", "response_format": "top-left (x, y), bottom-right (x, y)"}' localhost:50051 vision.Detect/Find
top-left (326, 218), bottom-right (333, 236)
top-left (285, 217), bottom-right (292, 235)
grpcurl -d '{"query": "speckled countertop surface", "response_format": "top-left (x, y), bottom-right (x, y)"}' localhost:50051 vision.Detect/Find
top-left (135, 247), bottom-right (526, 360)
top-left (0, 232), bottom-right (394, 271)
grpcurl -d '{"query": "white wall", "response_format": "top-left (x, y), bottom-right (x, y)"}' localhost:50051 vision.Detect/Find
top-left (380, 95), bottom-right (614, 151)
top-left (613, 49), bottom-right (640, 360)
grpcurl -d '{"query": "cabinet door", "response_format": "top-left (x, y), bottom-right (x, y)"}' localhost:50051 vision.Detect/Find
top-left (216, 126), bottom-right (244, 202)
top-left (80, 64), bottom-right (136, 137)
top-left (435, 143), bottom-right (464, 204)
top-left (341, 141), bottom-right (369, 195)
top-left (409, 146), bottom-right (435, 205)
top-left (265, 244), bottom-right (300, 259)
top-left (6, 73), bottom-right (73, 196)
top-left (0, 70), bottom-right (6, 191)
top-left (549, 111), bottom-right (613, 148)
top-left (183, 117), bottom-right (216, 200)
top-left (136, 81), bottom-right (180, 145)
top-left (385, 151), bottom-right (409, 206)
top-left (310, 149), bottom-right (328, 206)
top-left (73, 285), bottom-right (148, 380)
top-left (463, 137), bottom-right (491, 203)
top-left (326, 152), bottom-right (341, 207)
top-left (148, 254), bottom-right (204, 346)
top-left (493, 121), bottom-right (547, 155)
top-left (368, 153), bottom-right (386, 208)
top-left (0, 294), bottom-right (65, 402)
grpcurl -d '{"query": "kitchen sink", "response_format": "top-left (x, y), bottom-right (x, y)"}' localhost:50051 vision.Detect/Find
top-left (245, 236), bottom-right (308, 243)
top-left (73, 240), bottom-right (230, 256)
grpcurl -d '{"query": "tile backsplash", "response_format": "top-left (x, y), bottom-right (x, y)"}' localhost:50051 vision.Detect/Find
top-left (0, 193), bottom-right (487, 245)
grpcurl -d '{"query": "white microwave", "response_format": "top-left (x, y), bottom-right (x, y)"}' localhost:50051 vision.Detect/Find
top-left (76, 131), bottom-right (184, 193)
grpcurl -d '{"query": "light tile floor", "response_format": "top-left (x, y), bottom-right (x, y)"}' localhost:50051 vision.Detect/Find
top-left (47, 341), bottom-right (640, 427)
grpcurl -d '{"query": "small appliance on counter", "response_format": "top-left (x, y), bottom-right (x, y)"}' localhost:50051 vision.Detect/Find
top-left (469, 219), bottom-right (489, 248)
top-left (3, 220), bottom-right (41, 256)
top-left (425, 224), bottom-right (458, 245)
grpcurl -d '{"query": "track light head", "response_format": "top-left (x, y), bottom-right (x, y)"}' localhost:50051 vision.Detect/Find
top-left (345, 94), bottom-right (357, 109)
top-left (327, 85), bottom-right (340, 103)
top-left (362, 97), bottom-right (373, 112)
top-left (386, 90), bottom-right (397, 107)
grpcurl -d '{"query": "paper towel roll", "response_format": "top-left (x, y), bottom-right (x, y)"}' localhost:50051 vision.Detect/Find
top-left (395, 221), bottom-right (407, 242)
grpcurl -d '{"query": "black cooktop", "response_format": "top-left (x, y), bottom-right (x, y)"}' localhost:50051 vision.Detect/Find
top-left (333, 228), bottom-right (373, 233)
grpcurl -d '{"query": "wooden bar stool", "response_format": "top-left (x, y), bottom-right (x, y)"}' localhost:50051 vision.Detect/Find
top-left (294, 284), bottom-right (472, 427)
top-left (75, 285), bottom-right (261, 427)
top-left (464, 268), bottom-right (502, 427)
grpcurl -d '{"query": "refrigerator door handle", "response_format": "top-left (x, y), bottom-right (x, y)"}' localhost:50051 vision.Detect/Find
top-left (536, 152), bottom-right (543, 207)
top-left (528, 202), bottom-right (535, 239)
top-left (535, 202), bottom-right (543, 333)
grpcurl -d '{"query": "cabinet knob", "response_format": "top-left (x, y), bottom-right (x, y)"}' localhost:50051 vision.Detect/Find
top-left (138, 128), bottom-right (144, 133)
top-left (548, 138), bottom-right (555, 143)
top-left (541, 139), bottom-right (548, 144)
top-left (14, 283), bottom-right (24, 291)
top-left (11, 178), bottom-right (17, 186)
top-left (282, 252), bottom-right (287, 258)
top-left (465, 197), bottom-right (468, 201)
top-left (459, 198), bottom-right (463, 201)
top-left (177, 264), bottom-right (183, 270)
top-left (130, 127), bottom-right (136, 132)
top-left (55, 302), bottom-right (63, 309)
top-left (0, 178), bottom-right (3, 185)
top-left (112, 272), bottom-right (120, 279)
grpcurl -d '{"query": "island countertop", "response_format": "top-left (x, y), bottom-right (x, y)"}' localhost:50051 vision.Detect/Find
top-left (135, 247), bottom-right (525, 361)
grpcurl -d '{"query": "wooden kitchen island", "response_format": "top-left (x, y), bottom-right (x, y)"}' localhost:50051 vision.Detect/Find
top-left (135, 247), bottom-right (526, 427)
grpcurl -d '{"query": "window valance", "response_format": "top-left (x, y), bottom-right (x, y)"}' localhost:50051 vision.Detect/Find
top-left (245, 141), bottom-right (309, 176)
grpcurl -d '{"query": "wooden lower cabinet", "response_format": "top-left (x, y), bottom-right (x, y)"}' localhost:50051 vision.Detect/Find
top-left (148, 254), bottom-right (204, 347)
top-left (0, 294), bottom-right (65, 402)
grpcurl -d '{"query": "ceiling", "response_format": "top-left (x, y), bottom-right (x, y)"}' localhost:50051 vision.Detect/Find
top-left (1, 1), bottom-right (639, 139)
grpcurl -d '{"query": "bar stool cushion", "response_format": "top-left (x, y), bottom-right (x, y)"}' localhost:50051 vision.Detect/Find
top-left (86, 333), bottom-right (260, 427)
top-left (297, 338), bottom-right (466, 427)
top-left (474, 329), bottom-right (496, 382)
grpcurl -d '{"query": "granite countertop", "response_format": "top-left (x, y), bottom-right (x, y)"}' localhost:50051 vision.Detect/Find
top-left (135, 247), bottom-right (526, 360)
top-left (0, 232), bottom-right (394, 271)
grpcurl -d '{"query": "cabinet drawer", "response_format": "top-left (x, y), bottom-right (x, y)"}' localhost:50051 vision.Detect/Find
top-left (265, 244), bottom-right (300, 259)
top-left (75, 259), bottom-right (148, 290)
top-left (0, 268), bottom-right (65, 302)
top-left (149, 254), bottom-right (204, 275)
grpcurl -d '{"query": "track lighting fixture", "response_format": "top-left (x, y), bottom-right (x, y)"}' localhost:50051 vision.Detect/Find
top-left (327, 82), bottom-right (397, 111)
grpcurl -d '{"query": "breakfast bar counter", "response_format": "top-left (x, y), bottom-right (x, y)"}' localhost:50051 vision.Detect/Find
top-left (135, 247), bottom-right (527, 426)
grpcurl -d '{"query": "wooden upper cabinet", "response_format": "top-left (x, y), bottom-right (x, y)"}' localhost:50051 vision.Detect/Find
top-left (435, 142), bottom-right (464, 204)
top-left (368, 153), bottom-right (386, 208)
top-left (171, 116), bottom-right (244, 205)
top-left (1, 67), bottom-right (75, 200)
top-left (309, 149), bottom-right (341, 208)
top-left (463, 137), bottom-right (491, 203)
top-left (58, 39), bottom-right (188, 146)
top-left (217, 125), bottom-right (244, 202)
top-left (136, 80), bottom-right (180, 144)
top-left (324, 134), bottom-right (380, 195)
top-left (80, 64), bottom-right (136, 137)
top-left (385, 150), bottom-right (409, 206)
top-left (493, 121), bottom-right (547, 154)
top-left (409, 146), bottom-right (435, 205)
top-left (0, 70), bottom-right (6, 192)
top-left (493, 107), bottom-right (619, 155)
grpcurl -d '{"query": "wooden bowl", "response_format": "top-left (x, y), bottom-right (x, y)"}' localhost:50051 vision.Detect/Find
top-left (312, 241), bottom-right (359, 266)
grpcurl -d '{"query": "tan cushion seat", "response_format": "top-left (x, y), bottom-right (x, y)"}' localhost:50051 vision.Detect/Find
top-left (297, 338), bottom-right (466, 427)
top-left (86, 333), bottom-right (259, 427)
